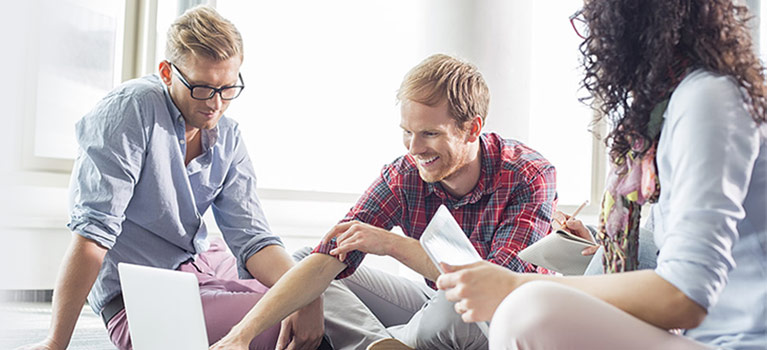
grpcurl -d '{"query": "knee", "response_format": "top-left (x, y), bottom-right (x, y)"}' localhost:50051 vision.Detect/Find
top-left (291, 246), bottom-right (314, 262)
top-left (489, 281), bottom-right (568, 349)
top-left (415, 292), bottom-right (486, 349)
top-left (416, 293), bottom-right (464, 334)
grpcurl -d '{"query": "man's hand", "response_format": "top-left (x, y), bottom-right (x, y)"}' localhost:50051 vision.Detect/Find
top-left (209, 331), bottom-right (250, 350)
top-left (436, 261), bottom-right (522, 323)
top-left (551, 210), bottom-right (598, 256)
top-left (322, 221), bottom-right (398, 262)
top-left (276, 297), bottom-right (324, 350)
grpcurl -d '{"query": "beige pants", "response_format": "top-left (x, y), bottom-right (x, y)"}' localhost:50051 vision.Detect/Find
top-left (341, 263), bottom-right (488, 350)
top-left (489, 281), bottom-right (712, 350)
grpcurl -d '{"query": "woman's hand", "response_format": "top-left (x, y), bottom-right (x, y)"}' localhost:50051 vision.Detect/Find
top-left (552, 210), bottom-right (598, 255)
top-left (436, 261), bottom-right (522, 322)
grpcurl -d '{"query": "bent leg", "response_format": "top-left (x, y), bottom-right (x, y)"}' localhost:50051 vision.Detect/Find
top-left (104, 287), bottom-right (279, 350)
top-left (106, 309), bottom-right (131, 350)
top-left (388, 290), bottom-right (487, 350)
top-left (293, 247), bottom-right (391, 350)
top-left (105, 238), bottom-right (275, 350)
top-left (183, 242), bottom-right (279, 349)
top-left (489, 281), bottom-right (712, 350)
top-left (199, 286), bottom-right (280, 349)
top-left (329, 254), bottom-right (485, 349)
top-left (339, 262), bottom-right (434, 327)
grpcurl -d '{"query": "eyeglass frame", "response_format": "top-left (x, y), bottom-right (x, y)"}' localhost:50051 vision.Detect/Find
top-left (569, 9), bottom-right (588, 40)
top-left (170, 63), bottom-right (245, 101)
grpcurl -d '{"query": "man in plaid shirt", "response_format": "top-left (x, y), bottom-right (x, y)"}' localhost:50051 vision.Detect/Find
top-left (213, 54), bottom-right (556, 350)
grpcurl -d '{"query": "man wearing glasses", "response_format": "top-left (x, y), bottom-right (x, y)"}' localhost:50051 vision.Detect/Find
top-left (18, 6), bottom-right (384, 350)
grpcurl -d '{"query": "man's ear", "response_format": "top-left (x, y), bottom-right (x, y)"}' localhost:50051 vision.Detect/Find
top-left (467, 115), bottom-right (483, 142)
top-left (158, 60), bottom-right (172, 87)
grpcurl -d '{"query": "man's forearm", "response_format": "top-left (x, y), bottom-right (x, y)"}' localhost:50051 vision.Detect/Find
top-left (228, 253), bottom-right (345, 341)
top-left (49, 234), bottom-right (107, 348)
top-left (389, 236), bottom-right (441, 281)
top-left (244, 245), bottom-right (296, 287)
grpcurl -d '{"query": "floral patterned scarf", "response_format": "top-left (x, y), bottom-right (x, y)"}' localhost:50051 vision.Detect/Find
top-left (598, 60), bottom-right (691, 273)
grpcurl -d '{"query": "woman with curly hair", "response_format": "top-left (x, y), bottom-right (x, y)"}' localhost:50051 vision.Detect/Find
top-left (436, 0), bottom-right (767, 349)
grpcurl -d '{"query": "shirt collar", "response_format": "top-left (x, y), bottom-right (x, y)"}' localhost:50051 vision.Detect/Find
top-left (162, 81), bottom-right (183, 123)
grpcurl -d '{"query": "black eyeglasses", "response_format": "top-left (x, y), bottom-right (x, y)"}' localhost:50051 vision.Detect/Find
top-left (569, 9), bottom-right (588, 40)
top-left (171, 63), bottom-right (245, 100)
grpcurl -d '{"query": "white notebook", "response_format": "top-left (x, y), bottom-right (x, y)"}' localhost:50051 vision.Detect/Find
top-left (419, 205), bottom-right (483, 272)
top-left (518, 229), bottom-right (597, 275)
top-left (419, 204), bottom-right (489, 336)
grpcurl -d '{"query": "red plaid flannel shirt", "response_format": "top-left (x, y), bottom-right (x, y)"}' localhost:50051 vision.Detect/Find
top-left (313, 133), bottom-right (557, 284)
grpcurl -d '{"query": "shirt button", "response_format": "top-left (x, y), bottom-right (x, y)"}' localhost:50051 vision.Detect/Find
top-left (177, 116), bottom-right (183, 123)
top-left (179, 139), bottom-right (185, 145)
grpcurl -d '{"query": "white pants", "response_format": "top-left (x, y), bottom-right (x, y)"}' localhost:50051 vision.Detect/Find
top-left (341, 262), bottom-right (488, 350)
top-left (489, 281), bottom-right (712, 350)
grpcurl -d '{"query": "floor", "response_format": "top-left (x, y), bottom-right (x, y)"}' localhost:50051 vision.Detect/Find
top-left (0, 302), bottom-right (115, 350)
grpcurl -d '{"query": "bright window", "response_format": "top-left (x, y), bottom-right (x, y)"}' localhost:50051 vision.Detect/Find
top-left (528, 1), bottom-right (595, 206)
top-left (215, 1), bottom-right (420, 194)
top-left (215, 1), bottom-right (598, 205)
top-left (32, 0), bottom-right (125, 160)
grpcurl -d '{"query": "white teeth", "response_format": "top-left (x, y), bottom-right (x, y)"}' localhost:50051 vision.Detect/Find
top-left (418, 156), bottom-right (438, 165)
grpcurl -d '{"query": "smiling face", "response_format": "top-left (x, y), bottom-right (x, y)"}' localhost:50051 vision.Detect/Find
top-left (400, 99), bottom-right (479, 186)
top-left (159, 55), bottom-right (242, 132)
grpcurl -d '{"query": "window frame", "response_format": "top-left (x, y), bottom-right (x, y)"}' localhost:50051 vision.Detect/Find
top-left (21, 0), bottom-right (151, 173)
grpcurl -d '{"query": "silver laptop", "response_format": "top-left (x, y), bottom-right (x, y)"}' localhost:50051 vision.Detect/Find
top-left (118, 262), bottom-right (209, 350)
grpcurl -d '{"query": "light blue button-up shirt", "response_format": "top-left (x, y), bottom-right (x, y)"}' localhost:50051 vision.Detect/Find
top-left (653, 69), bottom-right (767, 349)
top-left (68, 74), bottom-right (283, 314)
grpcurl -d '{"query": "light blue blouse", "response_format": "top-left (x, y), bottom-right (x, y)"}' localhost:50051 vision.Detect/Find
top-left (653, 69), bottom-right (767, 349)
top-left (68, 75), bottom-right (283, 314)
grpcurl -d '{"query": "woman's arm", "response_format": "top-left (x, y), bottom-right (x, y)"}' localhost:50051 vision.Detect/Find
top-left (437, 262), bottom-right (706, 330)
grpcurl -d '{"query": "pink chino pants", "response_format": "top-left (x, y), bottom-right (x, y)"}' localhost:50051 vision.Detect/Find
top-left (489, 281), bottom-right (713, 350)
top-left (105, 238), bottom-right (281, 350)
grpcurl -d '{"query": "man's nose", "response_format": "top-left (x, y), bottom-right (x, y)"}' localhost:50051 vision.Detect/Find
top-left (408, 135), bottom-right (425, 155)
top-left (206, 92), bottom-right (223, 110)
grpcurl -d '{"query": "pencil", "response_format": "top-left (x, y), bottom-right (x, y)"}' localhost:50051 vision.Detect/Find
top-left (569, 200), bottom-right (589, 220)
top-left (554, 200), bottom-right (589, 227)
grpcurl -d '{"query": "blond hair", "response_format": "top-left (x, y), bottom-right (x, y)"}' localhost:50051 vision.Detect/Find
top-left (397, 54), bottom-right (490, 128)
top-left (165, 5), bottom-right (243, 65)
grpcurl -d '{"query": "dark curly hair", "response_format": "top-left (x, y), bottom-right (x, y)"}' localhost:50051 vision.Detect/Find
top-left (579, 0), bottom-right (767, 161)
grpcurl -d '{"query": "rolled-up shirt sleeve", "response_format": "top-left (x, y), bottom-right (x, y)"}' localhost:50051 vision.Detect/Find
top-left (211, 127), bottom-right (283, 278)
top-left (654, 74), bottom-right (758, 310)
top-left (67, 92), bottom-right (149, 249)
top-left (312, 168), bottom-right (400, 279)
